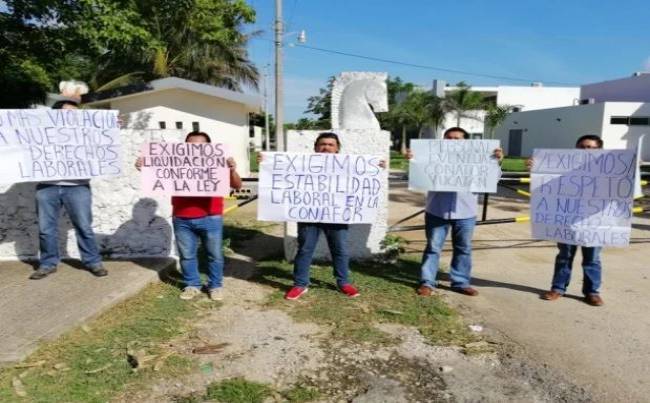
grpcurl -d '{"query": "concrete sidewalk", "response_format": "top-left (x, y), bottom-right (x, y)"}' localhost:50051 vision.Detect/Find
top-left (0, 258), bottom-right (174, 364)
top-left (389, 182), bottom-right (650, 402)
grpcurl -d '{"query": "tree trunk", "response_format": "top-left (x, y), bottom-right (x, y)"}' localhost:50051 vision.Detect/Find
top-left (400, 125), bottom-right (407, 153)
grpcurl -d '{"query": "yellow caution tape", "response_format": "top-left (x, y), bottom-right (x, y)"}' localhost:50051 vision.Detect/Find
top-left (223, 205), bottom-right (238, 215)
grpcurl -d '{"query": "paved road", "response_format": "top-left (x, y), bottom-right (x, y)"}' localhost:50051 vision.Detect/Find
top-left (389, 181), bottom-right (650, 403)
top-left (0, 259), bottom-right (173, 364)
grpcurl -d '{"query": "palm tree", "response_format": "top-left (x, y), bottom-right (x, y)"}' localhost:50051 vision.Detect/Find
top-left (145, 24), bottom-right (259, 91)
top-left (424, 94), bottom-right (446, 138)
top-left (389, 89), bottom-right (447, 151)
top-left (484, 104), bottom-right (515, 139)
top-left (444, 81), bottom-right (485, 127)
top-left (89, 1), bottom-right (259, 92)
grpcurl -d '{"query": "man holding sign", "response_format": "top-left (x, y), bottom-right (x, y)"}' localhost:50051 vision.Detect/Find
top-left (257, 132), bottom-right (386, 300)
top-left (528, 135), bottom-right (635, 306)
top-left (137, 131), bottom-right (241, 301)
top-left (407, 127), bottom-right (503, 297)
top-left (27, 83), bottom-right (113, 280)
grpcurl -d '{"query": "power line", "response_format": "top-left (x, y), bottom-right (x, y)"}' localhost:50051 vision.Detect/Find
top-left (290, 43), bottom-right (578, 86)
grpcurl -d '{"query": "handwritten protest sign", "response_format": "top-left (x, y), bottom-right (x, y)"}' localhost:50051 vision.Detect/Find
top-left (258, 152), bottom-right (384, 224)
top-left (0, 109), bottom-right (121, 183)
top-left (140, 143), bottom-right (231, 196)
top-left (531, 148), bottom-right (637, 247)
top-left (409, 139), bottom-right (501, 193)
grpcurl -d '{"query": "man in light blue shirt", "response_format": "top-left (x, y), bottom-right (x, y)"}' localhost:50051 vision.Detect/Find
top-left (409, 127), bottom-right (502, 297)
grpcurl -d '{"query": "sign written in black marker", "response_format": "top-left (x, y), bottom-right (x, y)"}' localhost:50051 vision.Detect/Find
top-left (140, 142), bottom-right (231, 196)
top-left (531, 148), bottom-right (637, 247)
top-left (0, 109), bottom-right (121, 183)
top-left (257, 152), bottom-right (385, 224)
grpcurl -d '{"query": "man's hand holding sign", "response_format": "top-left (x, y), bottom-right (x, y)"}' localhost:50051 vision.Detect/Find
top-left (257, 132), bottom-right (386, 301)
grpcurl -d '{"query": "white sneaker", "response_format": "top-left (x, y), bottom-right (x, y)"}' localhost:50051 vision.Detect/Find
top-left (180, 287), bottom-right (201, 300)
top-left (209, 288), bottom-right (224, 301)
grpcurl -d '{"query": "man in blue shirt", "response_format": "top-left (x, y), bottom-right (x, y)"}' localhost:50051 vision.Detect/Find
top-left (408, 127), bottom-right (502, 297)
top-left (29, 95), bottom-right (107, 280)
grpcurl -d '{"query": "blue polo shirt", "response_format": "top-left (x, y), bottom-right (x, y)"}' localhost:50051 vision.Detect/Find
top-left (425, 191), bottom-right (478, 220)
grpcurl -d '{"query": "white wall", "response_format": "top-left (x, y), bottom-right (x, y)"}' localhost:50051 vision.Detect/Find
top-left (495, 86), bottom-right (579, 111)
top-left (0, 129), bottom-right (185, 261)
top-left (433, 86), bottom-right (579, 140)
top-left (581, 74), bottom-right (650, 103)
top-left (251, 126), bottom-right (263, 150)
top-left (602, 102), bottom-right (650, 161)
top-left (113, 88), bottom-right (252, 177)
top-left (495, 103), bottom-right (606, 156)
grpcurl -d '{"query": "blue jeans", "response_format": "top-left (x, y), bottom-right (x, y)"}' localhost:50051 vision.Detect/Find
top-left (36, 184), bottom-right (102, 270)
top-left (552, 243), bottom-right (602, 296)
top-left (421, 213), bottom-right (476, 289)
top-left (173, 215), bottom-right (224, 289)
top-left (293, 223), bottom-right (350, 288)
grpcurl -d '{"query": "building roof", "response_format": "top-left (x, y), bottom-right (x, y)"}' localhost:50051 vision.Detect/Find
top-left (82, 77), bottom-right (261, 110)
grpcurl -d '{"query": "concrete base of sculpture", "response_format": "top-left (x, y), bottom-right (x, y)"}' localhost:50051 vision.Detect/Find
top-left (283, 129), bottom-right (391, 262)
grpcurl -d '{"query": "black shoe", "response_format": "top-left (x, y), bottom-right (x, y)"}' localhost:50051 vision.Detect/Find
top-left (29, 267), bottom-right (57, 280)
top-left (88, 264), bottom-right (108, 277)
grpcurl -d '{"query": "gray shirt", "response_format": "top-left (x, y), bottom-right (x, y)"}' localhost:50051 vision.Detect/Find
top-left (425, 191), bottom-right (478, 220)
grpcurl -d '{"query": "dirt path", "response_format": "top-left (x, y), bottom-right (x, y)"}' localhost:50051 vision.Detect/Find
top-left (120, 211), bottom-right (589, 403)
top-left (391, 182), bottom-right (650, 403)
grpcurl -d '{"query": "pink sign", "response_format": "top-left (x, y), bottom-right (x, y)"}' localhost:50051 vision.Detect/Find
top-left (140, 142), bottom-right (231, 196)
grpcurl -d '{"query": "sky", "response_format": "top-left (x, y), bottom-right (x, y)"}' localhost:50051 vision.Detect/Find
top-left (245, 0), bottom-right (650, 122)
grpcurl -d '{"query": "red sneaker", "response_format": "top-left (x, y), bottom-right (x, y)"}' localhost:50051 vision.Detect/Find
top-left (339, 284), bottom-right (360, 298)
top-left (284, 286), bottom-right (308, 300)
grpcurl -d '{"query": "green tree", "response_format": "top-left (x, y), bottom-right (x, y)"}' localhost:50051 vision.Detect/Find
top-left (1, 0), bottom-right (259, 107)
top-left (303, 76), bottom-right (335, 129)
top-left (93, 0), bottom-right (259, 91)
top-left (283, 118), bottom-right (320, 131)
top-left (444, 81), bottom-right (486, 127)
top-left (379, 77), bottom-right (413, 149)
top-left (484, 104), bottom-right (515, 139)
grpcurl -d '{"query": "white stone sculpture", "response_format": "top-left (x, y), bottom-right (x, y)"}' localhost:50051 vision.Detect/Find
top-left (285, 72), bottom-right (390, 261)
top-left (331, 72), bottom-right (388, 130)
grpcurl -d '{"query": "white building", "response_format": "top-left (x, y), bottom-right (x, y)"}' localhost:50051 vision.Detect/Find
top-left (434, 82), bottom-right (580, 138)
top-left (83, 77), bottom-right (262, 177)
top-left (495, 73), bottom-right (650, 160)
top-left (426, 80), bottom-right (580, 138)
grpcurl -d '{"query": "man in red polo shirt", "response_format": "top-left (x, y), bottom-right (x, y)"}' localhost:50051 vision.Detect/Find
top-left (138, 131), bottom-right (242, 300)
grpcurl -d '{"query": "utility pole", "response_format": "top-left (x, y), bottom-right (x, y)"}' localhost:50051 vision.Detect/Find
top-left (263, 66), bottom-right (270, 151)
top-left (274, 0), bottom-right (284, 151)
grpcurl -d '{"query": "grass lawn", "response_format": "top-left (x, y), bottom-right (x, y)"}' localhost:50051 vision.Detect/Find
top-left (390, 150), bottom-right (408, 171)
top-left (178, 378), bottom-right (319, 403)
top-left (255, 255), bottom-right (476, 346)
top-left (0, 219), bottom-right (479, 402)
top-left (249, 149), bottom-right (259, 173)
top-left (501, 157), bottom-right (528, 172)
top-left (0, 281), bottom-right (204, 403)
